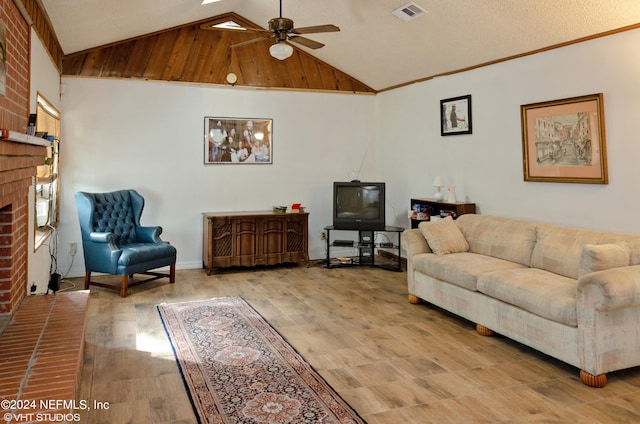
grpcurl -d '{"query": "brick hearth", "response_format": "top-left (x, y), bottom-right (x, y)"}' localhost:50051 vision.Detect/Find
top-left (0, 291), bottom-right (89, 420)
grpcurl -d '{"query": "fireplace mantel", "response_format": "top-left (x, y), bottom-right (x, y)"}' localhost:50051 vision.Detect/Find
top-left (0, 129), bottom-right (53, 147)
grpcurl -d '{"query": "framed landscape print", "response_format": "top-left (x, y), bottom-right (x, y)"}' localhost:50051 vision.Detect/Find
top-left (441, 95), bottom-right (472, 136)
top-left (204, 117), bottom-right (272, 164)
top-left (521, 93), bottom-right (607, 184)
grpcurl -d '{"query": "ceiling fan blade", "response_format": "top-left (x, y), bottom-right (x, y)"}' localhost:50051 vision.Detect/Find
top-left (291, 24), bottom-right (340, 35)
top-left (231, 35), bottom-right (274, 48)
top-left (288, 35), bottom-right (324, 49)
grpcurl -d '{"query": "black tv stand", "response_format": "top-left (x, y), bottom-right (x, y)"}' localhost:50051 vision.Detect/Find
top-left (324, 225), bottom-right (403, 271)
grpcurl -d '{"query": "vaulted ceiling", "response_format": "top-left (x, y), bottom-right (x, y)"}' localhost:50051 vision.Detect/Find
top-left (38, 0), bottom-right (640, 93)
top-left (61, 13), bottom-right (375, 93)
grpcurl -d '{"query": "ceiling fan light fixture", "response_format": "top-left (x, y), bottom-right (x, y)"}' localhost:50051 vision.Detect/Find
top-left (269, 41), bottom-right (293, 60)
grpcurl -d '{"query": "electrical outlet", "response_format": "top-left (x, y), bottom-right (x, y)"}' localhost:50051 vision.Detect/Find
top-left (320, 230), bottom-right (326, 240)
top-left (70, 242), bottom-right (78, 255)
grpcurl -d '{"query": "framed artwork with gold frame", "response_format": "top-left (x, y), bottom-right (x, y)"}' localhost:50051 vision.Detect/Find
top-left (521, 93), bottom-right (607, 184)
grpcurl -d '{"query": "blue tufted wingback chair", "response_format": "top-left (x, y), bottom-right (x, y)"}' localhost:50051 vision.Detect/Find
top-left (75, 189), bottom-right (177, 297)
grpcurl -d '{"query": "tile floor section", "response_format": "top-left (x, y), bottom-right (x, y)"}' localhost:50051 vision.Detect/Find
top-left (6, 264), bottom-right (640, 423)
top-left (74, 266), bottom-right (640, 423)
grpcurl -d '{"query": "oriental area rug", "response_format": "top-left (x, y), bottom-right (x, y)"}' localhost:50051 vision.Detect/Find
top-left (157, 297), bottom-right (366, 424)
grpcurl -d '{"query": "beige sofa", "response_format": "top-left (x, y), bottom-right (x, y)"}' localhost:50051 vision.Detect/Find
top-left (401, 214), bottom-right (640, 387)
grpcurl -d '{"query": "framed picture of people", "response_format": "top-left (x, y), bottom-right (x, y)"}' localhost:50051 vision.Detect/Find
top-left (440, 95), bottom-right (472, 136)
top-left (204, 117), bottom-right (273, 164)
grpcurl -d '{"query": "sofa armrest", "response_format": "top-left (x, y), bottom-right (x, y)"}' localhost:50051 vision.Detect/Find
top-left (401, 229), bottom-right (432, 257)
top-left (577, 265), bottom-right (640, 311)
top-left (401, 229), bottom-right (432, 296)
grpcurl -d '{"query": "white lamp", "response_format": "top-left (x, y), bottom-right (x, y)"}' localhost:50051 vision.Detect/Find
top-left (433, 176), bottom-right (445, 200)
top-left (269, 41), bottom-right (293, 60)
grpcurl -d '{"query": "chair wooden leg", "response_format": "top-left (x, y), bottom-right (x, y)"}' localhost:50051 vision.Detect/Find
top-left (84, 272), bottom-right (91, 290)
top-left (170, 264), bottom-right (176, 284)
top-left (120, 275), bottom-right (129, 298)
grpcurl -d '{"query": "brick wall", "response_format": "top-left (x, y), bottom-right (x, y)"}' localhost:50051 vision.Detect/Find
top-left (1, 0), bottom-right (30, 133)
top-left (0, 140), bottom-right (43, 314)
top-left (0, 202), bottom-right (25, 314)
top-left (0, 0), bottom-right (45, 315)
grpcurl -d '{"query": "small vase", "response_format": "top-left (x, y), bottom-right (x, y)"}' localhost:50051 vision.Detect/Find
top-left (448, 185), bottom-right (456, 203)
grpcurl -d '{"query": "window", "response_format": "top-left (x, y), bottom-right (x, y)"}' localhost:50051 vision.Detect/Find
top-left (34, 94), bottom-right (60, 248)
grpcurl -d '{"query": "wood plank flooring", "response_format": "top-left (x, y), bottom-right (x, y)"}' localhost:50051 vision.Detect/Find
top-left (71, 264), bottom-right (640, 423)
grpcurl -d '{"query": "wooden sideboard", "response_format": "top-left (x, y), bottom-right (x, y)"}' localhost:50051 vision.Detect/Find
top-left (202, 211), bottom-right (309, 274)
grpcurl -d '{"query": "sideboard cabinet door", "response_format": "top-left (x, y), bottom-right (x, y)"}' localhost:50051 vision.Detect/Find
top-left (285, 214), bottom-right (309, 262)
top-left (234, 217), bottom-right (259, 266)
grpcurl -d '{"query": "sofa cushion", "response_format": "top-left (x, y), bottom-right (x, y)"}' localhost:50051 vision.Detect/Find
top-left (532, 225), bottom-right (640, 279)
top-left (627, 239), bottom-right (640, 266)
top-left (455, 215), bottom-right (537, 267)
top-left (477, 268), bottom-right (578, 327)
top-left (578, 242), bottom-right (631, 279)
top-left (419, 216), bottom-right (469, 255)
top-left (412, 252), bottom-right (525, 291)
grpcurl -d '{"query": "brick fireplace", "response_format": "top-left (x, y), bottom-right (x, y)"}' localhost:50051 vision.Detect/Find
top-left (0, 139), bottom-right (45, 315)
top-left (0, 0), bottom-right (46, 315)
top-left (0, 1), bottom-right (89, 411)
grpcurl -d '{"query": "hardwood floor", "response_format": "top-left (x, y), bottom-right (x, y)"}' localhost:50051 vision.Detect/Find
top-left (72, 264), bottom-right (640, 423)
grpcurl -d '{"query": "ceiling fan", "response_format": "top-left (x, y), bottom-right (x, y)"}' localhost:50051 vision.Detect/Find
top-left (229, 0), bottom-right (340, 60)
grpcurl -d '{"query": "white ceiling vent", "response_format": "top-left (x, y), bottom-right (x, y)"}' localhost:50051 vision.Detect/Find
top-left (392, 2), bottom-right (427, 23)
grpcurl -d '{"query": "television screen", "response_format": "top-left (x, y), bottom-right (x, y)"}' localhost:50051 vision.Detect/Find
top-left (333, 182), bottom-right (385, 230)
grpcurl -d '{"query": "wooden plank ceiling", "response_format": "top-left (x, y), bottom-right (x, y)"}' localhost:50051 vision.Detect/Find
top-left (19, 0), bottom-right (64, 71)
top-left (62, 13), bottom-right (376, 94)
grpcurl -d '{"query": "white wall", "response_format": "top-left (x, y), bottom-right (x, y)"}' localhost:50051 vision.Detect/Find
top-left (28, 30), bottom-right (62, 293)
top-left (56, 27), bottom-right (640, 278)
top-left (58, 79), bottom-right (377, 277)
top-left (377, 28), bottom-right (640, 233)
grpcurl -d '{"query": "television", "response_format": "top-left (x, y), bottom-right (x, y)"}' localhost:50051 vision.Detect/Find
top-left (333, 181), bottom-right (386, 230)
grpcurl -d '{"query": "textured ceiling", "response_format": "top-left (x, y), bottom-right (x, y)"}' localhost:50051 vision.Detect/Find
top-left (39, 0), bottom-right (640, 91)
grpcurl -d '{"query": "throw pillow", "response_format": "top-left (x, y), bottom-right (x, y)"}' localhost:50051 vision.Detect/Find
top-left (578, 242), bottom-right (631, 279)
top-left (419, 216), bottom-right (469, 255)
